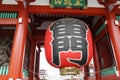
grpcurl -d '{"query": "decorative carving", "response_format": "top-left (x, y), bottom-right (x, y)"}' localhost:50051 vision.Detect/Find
top-left (0, 37), bottom-right (12, 66)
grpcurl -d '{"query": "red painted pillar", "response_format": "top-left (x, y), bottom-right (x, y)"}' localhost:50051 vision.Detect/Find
top-left (8, 9), bottom-right (28, 79)
top-left (35, 45), bottom-right (41, 80)
top-left (0, 0), bottom-right (2, 4)
top-left (93, 43), bottom-right (101, 80)
top-left (84, 66), bottom-right (89, 80)
top-left (29, 40), bottom-right (36, 80)
top-left (106, 12), bottom-right (120, 76)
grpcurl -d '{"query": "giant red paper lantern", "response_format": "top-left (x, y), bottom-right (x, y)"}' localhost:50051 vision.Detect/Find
top-left (45, 18), bottom-right (93, 68)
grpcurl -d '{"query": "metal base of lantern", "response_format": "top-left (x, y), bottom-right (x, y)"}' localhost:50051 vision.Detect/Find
top-left (60, 67), bottom-right (80, 75)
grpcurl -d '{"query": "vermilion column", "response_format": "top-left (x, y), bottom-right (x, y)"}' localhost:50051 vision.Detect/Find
top-left (93, 44), bottom-right (101, 80)
top-left (0, 0), bottom-right (2, 4)
top-left (8, 9), bottom-right (28, 79)
top-left (84, 66), bottom-right (88, 80)
top-left (35, 45), bottom-right (41, 80)
top-left (106, 12), bottom-right (120, 76)
top-left (29, 40), bottom-right (36, 80)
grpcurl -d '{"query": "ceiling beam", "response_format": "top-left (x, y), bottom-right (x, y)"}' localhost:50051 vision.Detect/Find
top-left (0, 5), bottom-right (19, 12)
top-left (0, 4), bottom-right (119, 16)
top-left (29, 6), bottom-right (107, 16)
top-left (0, 19), bottom-right (17, 26)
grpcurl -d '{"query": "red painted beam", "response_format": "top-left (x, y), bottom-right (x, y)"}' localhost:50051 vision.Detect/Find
top-left (0, 75), bottom-right (8, 80)
top-left (29, 22), bottom-right (36, 32)
top-left (0, 4), bottom-right (118, 16)
top-left (87, 77), bottom-right (95, 80)
top-left (119, 21), bottom-right (120, 26)
top-left (27, 32), bottom-right (37, 79)
top-left (0, 5), bottom-right (19, 12)
top-left (106, 12), bottom-right (120, 76)
top-left (35, 48), bottom-right (40, 79)
top-left (0, 5), bottom-right (112, 16)
top-left (94, 28), bottom-right (106, 42)
top-left (0, 0), bottom-right (2, 4)
top-left (101, 74), bottom-right (117, 80)
top-left (29, 6), bottom-right (107, 16)
top-left (115, 8), bottom-right (120, 14)
top-left (33, 30), bottom-right (45, 43)
top-left (111, 5), bottom-right (120, 14)
top-left (16, 0), bottom-right (26, 9)
top-left (27, 28), bottom-right (33, 42)
top-left (29, 40), bottom-right (36, 80)
top-left (93, 43), bottom-right (101, 80)
top-left (93, 18), bottom-right (105, 32)
top-left (84, 66), bottom-right (89, 80)
top-left (0, 19), bottom-right (17, 26)
top-left (8, 10), bottom-right (28, 79)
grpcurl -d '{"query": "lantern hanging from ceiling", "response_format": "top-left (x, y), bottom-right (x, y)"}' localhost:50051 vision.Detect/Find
top-left (45, 18), bottom-right (93, 69)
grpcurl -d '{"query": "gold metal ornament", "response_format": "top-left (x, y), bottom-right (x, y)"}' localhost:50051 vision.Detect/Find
top-left (60, 67), bottom-right (80, 75)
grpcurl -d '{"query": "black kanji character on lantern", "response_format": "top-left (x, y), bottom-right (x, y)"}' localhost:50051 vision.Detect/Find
top-left (50, 18), bottom-right (88, 66)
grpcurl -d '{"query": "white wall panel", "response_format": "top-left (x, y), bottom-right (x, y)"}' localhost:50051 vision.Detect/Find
top-left (30, 0), bottom-right (49, 5)
top-left (2, 0), bottom-right (17, 4)
top-left (88, 0), bottom-right (104, 7)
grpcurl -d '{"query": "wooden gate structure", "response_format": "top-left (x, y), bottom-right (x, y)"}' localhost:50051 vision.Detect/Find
top-left (0, 0), bottom-right (120, 80)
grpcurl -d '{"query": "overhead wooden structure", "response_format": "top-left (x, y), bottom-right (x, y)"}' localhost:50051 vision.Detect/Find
top-left (0, 0), bottom-right (120, 80)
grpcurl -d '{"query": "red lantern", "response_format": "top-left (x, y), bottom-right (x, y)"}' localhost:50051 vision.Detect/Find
top-left (45, 18), bottom-right (93, 68)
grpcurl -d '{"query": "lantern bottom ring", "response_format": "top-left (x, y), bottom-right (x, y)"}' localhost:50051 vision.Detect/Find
top-left (60, 67), bottom-right (80, 75)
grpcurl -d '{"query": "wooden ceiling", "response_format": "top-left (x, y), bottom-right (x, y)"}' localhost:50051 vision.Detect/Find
top-left (30, 14), bottom-right (95, 29)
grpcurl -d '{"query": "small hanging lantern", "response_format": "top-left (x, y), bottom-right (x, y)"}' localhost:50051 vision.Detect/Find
top-left (45, 18), bottom-right (93, 75)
